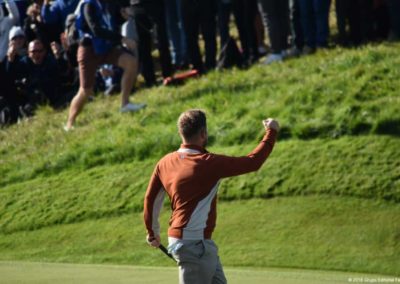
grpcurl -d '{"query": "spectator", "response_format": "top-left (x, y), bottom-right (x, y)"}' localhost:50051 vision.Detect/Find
top-left (1, 27), bottom-right (28, 124)
top-left (164, 0), bottom-right (188, 69)
top-left (130, 0), bottom-right (173, 87)
top-left (97, 64), bottom-right (122, 96)
top-left (374, 0), bottom-right (390, 40)
top-left (298, 0), bottom-right (331, 54)
top-left (65, 0), bottom-right (145, 131)
top-left (387, 0), bottom-right (400, 41)
top-left (335, 0), bottom-right (362, 46)
top-left (50, 41), bottom-right (78, 107)
top-left (8, 26), bottom-right (27, 60)
top-left (0, 56), bottom-right (18, 125)
top-left (258, 0), bottom-right (290, 64)
top-left (117, 5), bottom-right (138, 95)
top-left (120, 5), bottom-right (138, 53)
top-left (0, 0), bottom-right (20, 63)
top-left (181, 0), bottom-right (217, 74)
top-left (289, 0), bottom-right (304, 56)
top-left (41, 0), bottom-right (80, 43)
top-left (23, 2), bottom-right (49, 46)
top-left (6, 39), bottom-right (62, 116)
top-left (41, 0), bottom-right (80, 29)
top-left (218, 0), bottom-right (259, 65)
top-left (15, 0), bottom-right (29, 26)
top-left (254, 8), bottom-right (268, 56)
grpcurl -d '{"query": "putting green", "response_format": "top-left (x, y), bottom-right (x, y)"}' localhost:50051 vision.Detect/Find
top-left (1, 261), bottom-right (396, 284)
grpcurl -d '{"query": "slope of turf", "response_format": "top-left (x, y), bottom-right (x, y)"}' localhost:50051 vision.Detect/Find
top-left (0, 43), bottom-right (399, 276)
top-left (0, 136), bottom-right (399, 234)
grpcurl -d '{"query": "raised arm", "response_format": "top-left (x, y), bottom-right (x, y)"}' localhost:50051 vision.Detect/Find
top-left (213, 119), bottom-right (280, 178)
top-left (6, 1), bottom-right (20, 26)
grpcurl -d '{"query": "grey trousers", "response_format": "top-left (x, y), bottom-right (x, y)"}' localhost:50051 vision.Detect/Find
top-left (169, 239), bottom-right (227, 284)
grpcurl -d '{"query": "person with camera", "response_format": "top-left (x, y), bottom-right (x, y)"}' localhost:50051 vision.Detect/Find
top-left (6, 39), bottom-right (62, 117)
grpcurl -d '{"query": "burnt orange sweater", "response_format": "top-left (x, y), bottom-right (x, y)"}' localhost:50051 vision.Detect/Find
top-left (144, 128), bottom-right (277, 240)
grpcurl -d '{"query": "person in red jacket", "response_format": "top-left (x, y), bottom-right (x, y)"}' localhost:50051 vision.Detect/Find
top-left (143, 109), bottom-right (279, 284)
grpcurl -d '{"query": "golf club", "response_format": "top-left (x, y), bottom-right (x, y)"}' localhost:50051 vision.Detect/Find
top-left (148, 237), bottom-right (176, 262)
top-left (159, 244), bottom-right (176, 262)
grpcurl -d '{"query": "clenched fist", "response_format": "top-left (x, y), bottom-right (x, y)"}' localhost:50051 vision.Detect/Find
top-left (263, 118), bottom-right (280, 132)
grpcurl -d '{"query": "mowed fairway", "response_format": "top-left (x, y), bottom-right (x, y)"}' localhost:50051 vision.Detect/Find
top-left (0, 261), bottom-right (393, 284)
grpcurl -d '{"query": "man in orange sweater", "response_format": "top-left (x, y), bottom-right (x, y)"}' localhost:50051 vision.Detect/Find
top-left (144, 109), bottom-right (279, 284)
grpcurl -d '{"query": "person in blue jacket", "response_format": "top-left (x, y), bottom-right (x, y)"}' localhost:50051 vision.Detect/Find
top-left (41, 0), bottom-right (80, 30)
top-left (65, 0), bottom-right (145, 131)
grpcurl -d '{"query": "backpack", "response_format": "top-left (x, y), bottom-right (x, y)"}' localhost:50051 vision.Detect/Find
top-left (64, 13), bottom-right (80, 67)
top-left (65, 14), bottom-right (80, 49)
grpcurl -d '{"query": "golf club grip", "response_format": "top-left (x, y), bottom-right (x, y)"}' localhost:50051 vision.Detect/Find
top-left (159, 244), bottom-right (174, 260)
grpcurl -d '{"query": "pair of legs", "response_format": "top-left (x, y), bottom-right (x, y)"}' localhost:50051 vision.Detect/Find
top-left (258, 0), bottom-right (290, 54)
top-left (66, 48), bottom-right (138, 130)
top-left (218, 0), bottom-right (259, 63)
top-left (298, 0), bottom-right (331, 49)
top-left (133, 2), bottom-right (173, 86)
top-left (181, 0), bottom-right (217, 73)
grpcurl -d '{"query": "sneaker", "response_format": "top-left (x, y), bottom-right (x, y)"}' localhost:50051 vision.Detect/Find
top-left (262, 53), bottom-right (283, 65)
top-left (120, 102), bottom-right (147, 113)
top-left (63, 125), bottom-right (74, 132)
top-left (258, 45), bottom-right (268, 56)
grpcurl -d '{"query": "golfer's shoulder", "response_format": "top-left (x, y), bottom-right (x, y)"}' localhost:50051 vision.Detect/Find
top-left (199, 152), bottom-right (232, 163)
top-left (157, 151), bottom-right (181, 165)
top-left (158, 152), bottom-right (175, 162)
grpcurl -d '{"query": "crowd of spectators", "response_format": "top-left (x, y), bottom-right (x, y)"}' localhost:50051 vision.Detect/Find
top-left (0, 0), bottom-right (399, 127)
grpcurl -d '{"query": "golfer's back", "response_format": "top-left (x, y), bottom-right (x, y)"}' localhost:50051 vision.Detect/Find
top-left (150, 128), bottom-right (276, 240)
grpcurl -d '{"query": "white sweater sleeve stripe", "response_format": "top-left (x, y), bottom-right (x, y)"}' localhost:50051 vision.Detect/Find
top-left (151, 188), bottom-right (165, 236)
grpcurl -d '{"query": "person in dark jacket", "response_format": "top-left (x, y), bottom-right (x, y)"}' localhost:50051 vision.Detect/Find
top-left (41, 0), bottom-right (80, 43)
top-left (181, 0), bottom-right (217, 74)
top-left (41, 0), bottom-right (80, 29)
top-left (130, 0), bottom-right (173, 87)
top-left (6, 39), bottom-right (62, 115)
top-left (23, 2), bottom-right (51, 46)
top-left (387, 0), bottom-right (400, 41)
top-left (258, 0), bottom-right (290, 64)
top-left (335, 0), bottom-right (362, 46)
top-left (298, 0), bottom-right (331, 53)
top-left (218, 0), bottom-right (259, 65)
top-left (164, 0), bottom-right (188, 69)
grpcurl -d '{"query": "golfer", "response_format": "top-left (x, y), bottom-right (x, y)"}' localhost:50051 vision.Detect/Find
top-left (143, 109), bottom-right (279, 284)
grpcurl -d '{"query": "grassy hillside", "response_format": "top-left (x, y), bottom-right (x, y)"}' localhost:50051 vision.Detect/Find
top-left (1, 43), bottom-right (399, 275)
